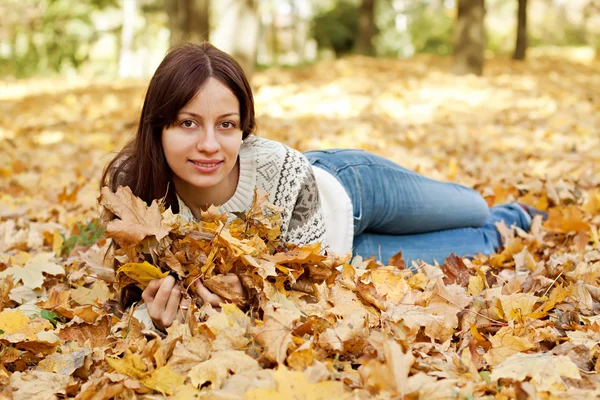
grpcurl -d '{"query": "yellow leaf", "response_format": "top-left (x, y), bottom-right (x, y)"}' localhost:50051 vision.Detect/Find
top-left (490, 353), bottom-right (581, 392)
top-left (582, 189), bottom-right (600, 215)
top-left (0, 310), bottom-right (57, 344)
top-left (117, 261), bottom-right (168, 289)
top-left (106, 350), bottom-right (149, 380)
top-left (497, 293), bottom-right (540, 321)
top-left (143, 365), bottom-right (185, 396)
top-left (484, 326), bottom-right (536, 366)
top-left (188, 350), bottom-right (260, 389)
top-left (246, 367), bottom-right (350, 400)
top-left (529, 286), bottom-right (571, 319)
top-left (70, 280), bottom-right (112, 305)
top-left (467, 274), bottom-right (485, 296)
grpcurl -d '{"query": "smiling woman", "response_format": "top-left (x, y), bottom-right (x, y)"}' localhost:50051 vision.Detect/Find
top-left (102, 42), bottom-right (544, 331)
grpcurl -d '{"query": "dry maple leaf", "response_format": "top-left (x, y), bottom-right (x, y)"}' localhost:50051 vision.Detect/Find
top-left (98, 185), bottom-right (170, 250)
top-left (490, 353), bottom-right (581, 392)
top-left (250, 303), bottom-right (301, 364)
top-left (441, 253), bottom-right (472, 287)
top-left (8, 370), bottom-right (71, 400)
top-left (0, 252), bottom-right (64, 289)
top-left (187, 350), bottom-right (260, 389)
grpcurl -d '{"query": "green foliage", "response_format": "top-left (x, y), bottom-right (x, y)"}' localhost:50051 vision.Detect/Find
top-left (0, 0), bottom-right (118, 78)
top-left (312, 0), bottom-right (359, 57)
top-left (40, 310), bottom-right (59, 327)
top-left (408, 8), bottom-right (454, 56)
top-left (60, 219), bottom-right (105, 256)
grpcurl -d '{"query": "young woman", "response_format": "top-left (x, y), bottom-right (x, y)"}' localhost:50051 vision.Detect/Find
top-left (103, 43), bottom-right (543, 330)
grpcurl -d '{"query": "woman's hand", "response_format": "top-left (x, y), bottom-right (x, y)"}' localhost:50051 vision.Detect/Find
top-left (142, 275), bottom-right (187, 332)
top-left (195, 273), bottom-right (247, 308)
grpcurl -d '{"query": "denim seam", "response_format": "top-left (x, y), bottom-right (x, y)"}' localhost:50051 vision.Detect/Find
top-left (350, 166), bottom-right (364, 233)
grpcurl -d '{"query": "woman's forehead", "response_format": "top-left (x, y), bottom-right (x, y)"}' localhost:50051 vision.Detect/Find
top-left (181, 78), bottom-right (239, 115)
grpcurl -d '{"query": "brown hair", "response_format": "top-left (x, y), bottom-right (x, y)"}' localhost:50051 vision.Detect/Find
top-left (101, 42), bottom-right (256, 212)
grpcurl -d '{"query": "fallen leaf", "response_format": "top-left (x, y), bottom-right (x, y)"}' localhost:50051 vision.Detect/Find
top-left (245, 367), bottom-right (350, 400)
top-left (117, 261), bottom-right (168, 289)
top-left (188, 350), bottom-right (260, 389)
top-left (8, 371), bottom-right (70, 400)
top-left (490, 353), bottom-right (581, 392)
top-left (0, 252), bottom-right (64, 289)
top-left (99, 185), bottom-right (170, 250)
top-left (250, 303), bottom-right (300, 364)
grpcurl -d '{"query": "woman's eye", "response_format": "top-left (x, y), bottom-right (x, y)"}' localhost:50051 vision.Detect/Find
top-left (182, 120), bottom-right (196, 128)
top-left (220, 121), bottom-right (236, 129)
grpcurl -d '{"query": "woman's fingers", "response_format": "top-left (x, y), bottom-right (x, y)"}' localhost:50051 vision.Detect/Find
top-left (196, 280), bottom-right (225, 307)
top-left (141, 278), bottom-right (163, 304)
top-left (162, 284), bottom-right (182, 325)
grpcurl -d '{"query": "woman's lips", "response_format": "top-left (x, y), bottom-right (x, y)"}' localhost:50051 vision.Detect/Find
top-left (189, 160), bottom-right (223, 173)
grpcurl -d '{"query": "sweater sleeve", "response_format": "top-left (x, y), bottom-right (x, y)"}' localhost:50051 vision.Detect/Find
top-left (283, 158), bottom-right (327, 247)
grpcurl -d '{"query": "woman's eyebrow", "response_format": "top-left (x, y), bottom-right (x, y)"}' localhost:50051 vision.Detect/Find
top-left (179, 111), bottom-right (240, 118)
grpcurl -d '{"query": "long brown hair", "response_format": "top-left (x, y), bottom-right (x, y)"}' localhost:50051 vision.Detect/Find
top-left (101, 42), bottom-right (256, 212)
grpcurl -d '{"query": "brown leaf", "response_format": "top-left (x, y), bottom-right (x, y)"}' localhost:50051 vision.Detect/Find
top-left (387, 250), bottom-right (405, 269)
top-left (203, 275), bottom-right (246, 304)
top-left (441, 253), bottom-right (471, 287)
top-left (57, 315), bottom-right (114, 348)
top-left (98, 186), bottom-right (170, 251)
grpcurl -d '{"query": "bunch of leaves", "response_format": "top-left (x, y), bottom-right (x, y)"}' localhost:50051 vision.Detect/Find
top-left (99, 185), bottom-right (339, 308)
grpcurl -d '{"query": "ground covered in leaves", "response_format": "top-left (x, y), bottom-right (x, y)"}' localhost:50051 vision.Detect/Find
top-left (0, 55), bottom-right (599, 399)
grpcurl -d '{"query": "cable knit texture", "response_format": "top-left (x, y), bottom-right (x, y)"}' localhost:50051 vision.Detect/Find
top-left (177, 135), bottom-right (326, 246)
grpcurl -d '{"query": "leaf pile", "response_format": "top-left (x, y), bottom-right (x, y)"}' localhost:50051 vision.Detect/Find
top-left (0, 55), bottom-right (599, 398)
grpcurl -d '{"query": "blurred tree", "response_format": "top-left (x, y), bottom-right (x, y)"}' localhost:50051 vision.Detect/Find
top-left (166, 0), bottom-right (210, 47)
top-left (407, 1), bottom-right (454, 56)
top-left (119, 0), bottom-right (137, 77)
top-left (356, 0), bottom-right (376, 55)
top-left (211, 0), bottom-right (260, 78)
top-left (512, 0), bottom-right (527, 60)
top-left (452, 0), bottom-right (485, 76)
top-left (312, 0), bottom-right (359, 57)
top-left (583, 0), bottom-right (600, 59)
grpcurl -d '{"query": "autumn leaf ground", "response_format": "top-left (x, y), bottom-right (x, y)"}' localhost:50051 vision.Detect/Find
top-left (0, 55), bottom-right (599, 398)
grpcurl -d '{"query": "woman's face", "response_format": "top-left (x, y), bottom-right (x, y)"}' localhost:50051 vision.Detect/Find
top-left (162, 77), bottom-right (243, 201)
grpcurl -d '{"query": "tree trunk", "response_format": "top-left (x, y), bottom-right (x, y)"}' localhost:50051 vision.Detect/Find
top-left (270, 0), bottom-right (279, 66)
top-left (452, 0), bottom-right (485, 76)
top-left (356, 0), bottom-right (376, 55)
top-left (211, 0), bottom-right (260, 79)
top-left (512, 0), bottom-right (527, 60)
top-left (118, 0), bottom-right (136, 77)
top-left (166, 0), bottom-right (210, 48)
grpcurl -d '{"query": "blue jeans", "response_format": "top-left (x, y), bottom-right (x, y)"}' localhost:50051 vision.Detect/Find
top-left (304, 149), bottom-right (531, 266)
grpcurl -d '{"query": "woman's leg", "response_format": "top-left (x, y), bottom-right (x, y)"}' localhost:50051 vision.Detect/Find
top-left (353, 203), bottom-right (531, 266)
top-left (305, 149), bottom-right (490, 236)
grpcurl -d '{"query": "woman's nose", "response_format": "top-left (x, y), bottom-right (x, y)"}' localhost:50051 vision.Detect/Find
top-left (196, 128), bottom-right (220, 153)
